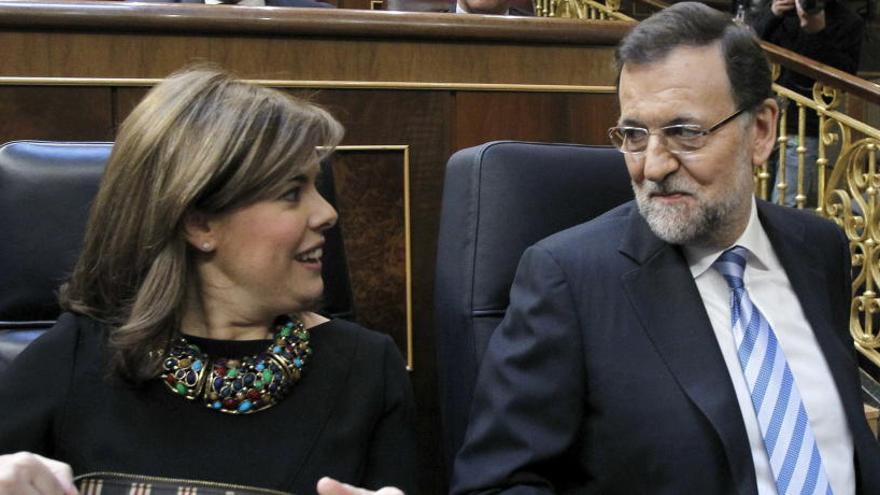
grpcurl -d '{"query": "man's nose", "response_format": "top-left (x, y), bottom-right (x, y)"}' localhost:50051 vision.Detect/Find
top-left (642, 135), bottom-right (681, 182)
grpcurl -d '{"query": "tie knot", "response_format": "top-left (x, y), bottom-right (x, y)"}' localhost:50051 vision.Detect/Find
top-left (713, 245), bottom-right (748, 289)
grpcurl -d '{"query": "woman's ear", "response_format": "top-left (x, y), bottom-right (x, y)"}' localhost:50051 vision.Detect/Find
top-left (183, 210), bottom-right (216, 253)
top-left (751, 97), bottom-right (780, 168)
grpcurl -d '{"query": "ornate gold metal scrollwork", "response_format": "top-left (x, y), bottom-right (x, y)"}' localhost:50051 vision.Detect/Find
top-left (824, 140), bottom-right (871, 239)
top-left (818, 112), bottom-right (845, 150)
top-left (813, 82), bottom-right (841, 110)
top-left (535, 0), bottom-right (632, 20)
top-left (816, 114), bottom-right (848, 213)
top-left (554, 0), bottom-right (589, 18)
top-left (765, 76), bottom-right (880, 366)
top-left (826, 140), bottom-right (880, 365)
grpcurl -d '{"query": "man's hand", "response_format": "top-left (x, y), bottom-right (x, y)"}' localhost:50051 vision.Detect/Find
top-left (771, 0), bottom-right (796, 17)
top-left (795, 0), bottom-right (826, 33)
top-left (0, 452), bottom-right (78, 495)
top-left (316, 477), bottom-right (403, 495)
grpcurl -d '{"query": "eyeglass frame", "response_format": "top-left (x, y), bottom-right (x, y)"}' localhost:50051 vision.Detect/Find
top-left (607, 108), bottom-right (748, 156)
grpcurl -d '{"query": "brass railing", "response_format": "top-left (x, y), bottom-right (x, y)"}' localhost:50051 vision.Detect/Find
top-left (755, 51), bottom-right (880, 367)
top-left (534, 0), bottom-right (633, 20)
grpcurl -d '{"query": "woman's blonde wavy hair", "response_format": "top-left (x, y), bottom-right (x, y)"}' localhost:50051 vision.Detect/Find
top-left (59, 66), bottom-right (344, 383)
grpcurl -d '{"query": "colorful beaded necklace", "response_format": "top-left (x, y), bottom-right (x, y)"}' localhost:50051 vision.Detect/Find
top-left (159, 314), bottom-right (311, 415)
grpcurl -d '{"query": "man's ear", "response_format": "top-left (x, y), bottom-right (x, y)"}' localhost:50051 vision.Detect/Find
top-left (750, 97), bottom-right (779, 168)
top-left (183, 210), bottom-right (216, 253)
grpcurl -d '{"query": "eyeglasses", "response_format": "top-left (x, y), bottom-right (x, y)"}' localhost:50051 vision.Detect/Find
top-left (607, 108), bottom-right (746, 156)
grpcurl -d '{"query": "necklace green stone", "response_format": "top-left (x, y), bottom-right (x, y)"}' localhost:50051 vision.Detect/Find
top-left (159, 314), bottom-right (311, 414)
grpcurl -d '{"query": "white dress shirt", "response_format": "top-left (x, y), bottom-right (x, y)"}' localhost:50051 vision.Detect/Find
top-left (685, 198), bottom-right (855, 495)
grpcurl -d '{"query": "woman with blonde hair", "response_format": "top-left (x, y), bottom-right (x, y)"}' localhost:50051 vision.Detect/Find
top-left (0, 67), bottom-right (415, 495)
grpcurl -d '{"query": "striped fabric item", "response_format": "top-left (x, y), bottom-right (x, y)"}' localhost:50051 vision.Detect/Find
top-left (714, 246), bottom-right (832, 495)
top-left (75, 473), bottom-right (291, 495)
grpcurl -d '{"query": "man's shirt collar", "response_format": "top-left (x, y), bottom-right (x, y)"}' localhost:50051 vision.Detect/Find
top-left (685, 197), bottom-right (773, 279)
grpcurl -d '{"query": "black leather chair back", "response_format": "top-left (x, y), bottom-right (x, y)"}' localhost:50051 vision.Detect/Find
top-left (0, 141), bottom-right (108, 328)
top-left (0, 140), bottom-right (354, 371)
top-left (434, 140), bottom-right (633, 468)
top-left (0, 141), bottom-right (108, 369)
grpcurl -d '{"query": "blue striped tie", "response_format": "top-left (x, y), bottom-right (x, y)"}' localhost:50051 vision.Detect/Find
top-left (714, 246), bottom-right (832, 495)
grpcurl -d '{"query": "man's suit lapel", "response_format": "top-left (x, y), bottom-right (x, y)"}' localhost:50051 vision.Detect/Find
top-left (756, 201), bottom-right (855, 381)
top-left (618, 206), bottom-right (758, 495)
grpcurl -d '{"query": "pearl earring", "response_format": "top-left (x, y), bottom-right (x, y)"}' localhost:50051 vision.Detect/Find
top-left (201, 242), bottom-right (213, 252)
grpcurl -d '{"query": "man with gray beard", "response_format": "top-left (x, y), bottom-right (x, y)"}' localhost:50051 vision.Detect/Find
top-left (451, 3), bottom-right (880, 494)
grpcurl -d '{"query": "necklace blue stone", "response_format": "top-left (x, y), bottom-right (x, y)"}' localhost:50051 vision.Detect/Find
top-left (159, 314), bottom-right (312, 414)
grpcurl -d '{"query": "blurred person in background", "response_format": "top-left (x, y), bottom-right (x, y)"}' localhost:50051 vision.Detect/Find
top-left (750, 0), bottom-right (863, 207)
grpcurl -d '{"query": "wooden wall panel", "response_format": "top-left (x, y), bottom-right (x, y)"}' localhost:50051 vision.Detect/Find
top-left (454, 91), bottom-right (620, 149)
top-left (567, 92), bottom-right (622, 144)
top-left (0, 31), bottom-right (617, 87)
top-left (331, 149), bottom-right (408, 353)
top-left (0, 87), bottom-right (114, 143)
top-left (115, 87), bottom-right (149, 127)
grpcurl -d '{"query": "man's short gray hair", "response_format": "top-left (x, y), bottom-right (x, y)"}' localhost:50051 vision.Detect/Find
top-left (615, 2), bottom-right (773, 112)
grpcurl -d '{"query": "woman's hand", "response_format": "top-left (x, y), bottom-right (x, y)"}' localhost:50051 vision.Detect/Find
top-left (316, 477), bottom-right (403, 495)
top-left (0, 452), bottom-right (77, 495)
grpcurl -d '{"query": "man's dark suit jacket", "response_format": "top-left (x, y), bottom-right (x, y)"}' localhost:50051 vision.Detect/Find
top-left (129, 0), bottom-right (334, 8)
top-left (452, 199), bottom-right (880, 494)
